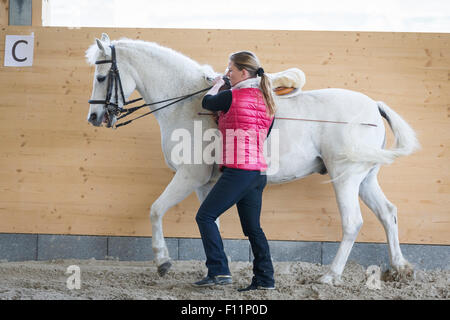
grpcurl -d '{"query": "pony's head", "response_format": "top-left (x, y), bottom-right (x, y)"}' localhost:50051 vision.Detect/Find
top-left (86, 33), bottom-right (136, 128)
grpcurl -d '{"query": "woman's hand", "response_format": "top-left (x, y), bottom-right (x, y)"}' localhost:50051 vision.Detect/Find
top-left (206, 76), bottom-right (226, 96)
top-left (213, 75), bottom-right (225, 87)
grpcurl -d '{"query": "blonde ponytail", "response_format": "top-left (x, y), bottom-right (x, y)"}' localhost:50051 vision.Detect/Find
top-left (259, 72), bottom-right (276, 117)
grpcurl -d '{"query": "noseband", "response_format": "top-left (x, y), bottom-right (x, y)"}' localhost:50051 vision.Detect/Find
top-left (88, 44), bottom-right (212, 128)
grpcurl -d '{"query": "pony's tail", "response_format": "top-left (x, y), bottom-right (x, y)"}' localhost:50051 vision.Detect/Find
top-left (376, 101), bottom-right (421, 162)
top-left (340, 101), bottom-right (420, 166)
top-left (323, 102), bottom-right (420, 184)
top-left (339, 101), bottom-right (420, 168)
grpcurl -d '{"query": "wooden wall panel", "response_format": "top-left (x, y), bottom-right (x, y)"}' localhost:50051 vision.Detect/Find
top-left (0, 26), bottom-right (448, 244)
top-left (32, 0), bottom-right (42, 26)
top-left (0, 0), bottom-right (8, 26)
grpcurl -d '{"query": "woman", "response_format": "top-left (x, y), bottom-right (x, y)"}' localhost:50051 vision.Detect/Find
top-left (193, 51), bottom-right (276, 291)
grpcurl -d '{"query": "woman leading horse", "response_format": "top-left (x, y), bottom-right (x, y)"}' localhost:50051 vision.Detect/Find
top-left (193, 51), bottom-right (276, 291)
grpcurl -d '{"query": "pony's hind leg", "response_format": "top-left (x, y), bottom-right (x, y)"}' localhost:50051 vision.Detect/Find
top-left (319, 168), bottom-right (367, 285)
top-left (359, 166), bottom-right (413, 276)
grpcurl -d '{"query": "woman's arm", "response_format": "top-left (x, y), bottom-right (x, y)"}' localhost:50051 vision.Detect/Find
top-left (202, 90), bottom-right (232, 112)
top-left (202, 76), bottom-right (232, 113)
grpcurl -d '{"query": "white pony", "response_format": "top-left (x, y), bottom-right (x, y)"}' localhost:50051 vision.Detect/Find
top-left (86, 34), bottom-right (420, 285)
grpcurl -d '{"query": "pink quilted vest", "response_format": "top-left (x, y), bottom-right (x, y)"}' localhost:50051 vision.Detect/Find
top-left (218, 87), bottom-right (274, 171)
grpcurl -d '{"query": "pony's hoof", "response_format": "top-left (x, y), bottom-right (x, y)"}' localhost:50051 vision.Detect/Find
top-left (383, 263), bottom-right (415, 282)
top-left (318, 273), bottom-right (343, 286)
top-left (157, 261), bottom-right (172, 277)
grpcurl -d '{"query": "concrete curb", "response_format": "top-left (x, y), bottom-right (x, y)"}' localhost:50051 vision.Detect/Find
top-left (0, 233), bottom-right (448, 270)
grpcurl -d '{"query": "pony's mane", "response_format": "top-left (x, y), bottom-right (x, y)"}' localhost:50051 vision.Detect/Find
top-left (85, 37), bottom-right (216, 80)
top-left (85, 42), bottom-right (101, 65)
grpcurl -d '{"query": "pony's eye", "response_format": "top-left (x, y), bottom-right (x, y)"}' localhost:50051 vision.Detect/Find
top-left (97, 75), bottom-right (107, 83)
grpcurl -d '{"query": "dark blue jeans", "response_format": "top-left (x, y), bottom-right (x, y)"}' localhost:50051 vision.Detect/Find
top-left (195, 166), bottom-right (274, 287)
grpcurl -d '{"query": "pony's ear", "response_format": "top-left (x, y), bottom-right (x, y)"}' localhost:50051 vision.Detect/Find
top-left (96, 38), bottom-right (111, 57)
top-left (101, 33), bottom-right (111, 44)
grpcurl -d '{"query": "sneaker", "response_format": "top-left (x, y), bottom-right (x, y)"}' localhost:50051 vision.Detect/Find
top-left (237, 277), bottom-right (275, 292)
top-left (237, 283), bottom-right (275, 292)
top-left (258, 284), bottom-right (275, 290)
top-left (192, 275), bottom-right (232, 287)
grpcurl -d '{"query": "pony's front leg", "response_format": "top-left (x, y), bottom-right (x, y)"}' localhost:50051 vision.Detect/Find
top-left (150, 166), bottom-right (208, 276)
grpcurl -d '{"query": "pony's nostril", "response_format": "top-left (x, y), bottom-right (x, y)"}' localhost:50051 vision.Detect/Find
top-left (89, 113), bottom-right (97, 122)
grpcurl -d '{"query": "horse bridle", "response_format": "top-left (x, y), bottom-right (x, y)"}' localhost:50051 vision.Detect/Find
top-left (88, 44), bottom-right (213, 128)
top-left (88, 45), bottom-right (133, 119)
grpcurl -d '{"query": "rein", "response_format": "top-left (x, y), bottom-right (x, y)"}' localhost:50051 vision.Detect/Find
top-left (115, 86), bottom-right (212, 128)
top-left (198, 113), bottom-right (377, 127)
